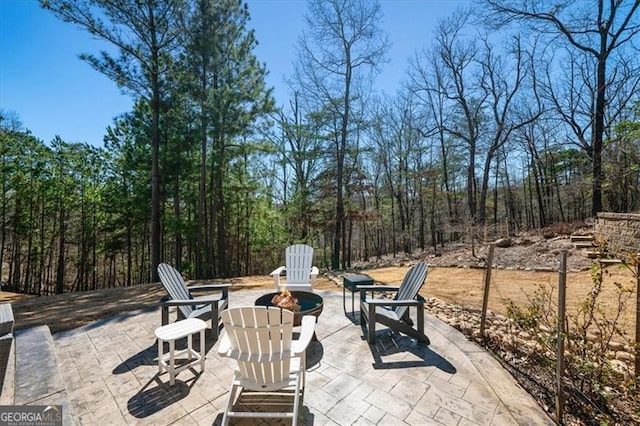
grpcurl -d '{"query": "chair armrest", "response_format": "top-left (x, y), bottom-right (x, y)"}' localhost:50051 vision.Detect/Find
top-left (271, 266), bottom-right (286, 289)
top-left (189, 284), bottom-right (230, 302)
top-left (270, 266), bottom-right (286, 276)
top-left (189, 283), bottom-right (231, 289)
top-left (310, 266), bottom-right (319, 284)
top-left (188, 283), bottom-right (231, 293)
top-left (364, 298), bottom-right (424, 307)
top-left (292, 315), bottom-right (316, 355)
top-left (359, 285), bottom-right (399, 301)
top-left (218, 332), bottom-right (231, 356)
top-left (161, 296), bottom-right (221, 306)
top-left (357, 285), bottom-right (399, 292)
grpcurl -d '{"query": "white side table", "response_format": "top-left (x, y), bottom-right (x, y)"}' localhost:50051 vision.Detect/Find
top-left (154, 318), bottom-right (207, 385)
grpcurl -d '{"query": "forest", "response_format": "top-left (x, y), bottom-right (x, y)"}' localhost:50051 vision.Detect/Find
top-left (1, 0), bottom-right (640, 296)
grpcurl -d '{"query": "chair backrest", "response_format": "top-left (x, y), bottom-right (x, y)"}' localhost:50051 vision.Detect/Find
top-left (393, 262), bottom-right (429, 319)
top-left (221, 307), bottom-right (294, 389)
top-left (158, 263), bottom-right (193, 318)
top-left (285, 244), bottom-right (314, 285)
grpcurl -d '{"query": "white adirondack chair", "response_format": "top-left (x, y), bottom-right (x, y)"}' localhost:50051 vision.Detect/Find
top-left (218, 306), bottom-right (316, 426)
top-left (270, 244), bottom-right (319, 292)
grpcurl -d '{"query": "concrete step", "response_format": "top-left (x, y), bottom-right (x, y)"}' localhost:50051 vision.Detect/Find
top-left (600, 258), bottom-right (624, 265)
top-left (0, 334), bottom-right (14, 405)
top-left (570, 234), bottom-right (594, 242)
top-left (0, 303), bottom-right (14, 403)
top-left (574, 241), bottom-right (595, 249)
top-left (14, 326), bottom-right (74, 425)
top-left (583, 250), bottom-right (600, 259)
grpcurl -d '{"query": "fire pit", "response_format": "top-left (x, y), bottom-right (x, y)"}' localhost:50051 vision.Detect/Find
top-left (254, 291), bottom-right (323, 327)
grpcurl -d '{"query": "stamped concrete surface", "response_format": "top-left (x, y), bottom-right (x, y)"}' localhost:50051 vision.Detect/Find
top-left (50, 289), bottom-right (553, 425)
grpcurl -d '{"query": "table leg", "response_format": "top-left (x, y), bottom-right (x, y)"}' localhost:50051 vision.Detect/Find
top-left (343, 285), bottom-right (346, 314)
top-left (352, 290), bottom-right (355, 315)
top-left (157, 339), bottom-right (163, 374)
top-left (199, 329), bottom-right (205, 371)
top-left (169, 340), bottom-right (175, 385)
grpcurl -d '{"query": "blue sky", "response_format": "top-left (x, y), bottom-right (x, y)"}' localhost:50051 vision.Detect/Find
top-left (1, 0), bottom-right (463, 146)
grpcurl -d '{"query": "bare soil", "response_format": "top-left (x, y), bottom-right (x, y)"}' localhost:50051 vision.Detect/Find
top-left (3, 273), bottom-right (341, 334)
top-left (4, 232), bottom-right (636, 338)
top-left (357, 232), bottom-right (637, 336)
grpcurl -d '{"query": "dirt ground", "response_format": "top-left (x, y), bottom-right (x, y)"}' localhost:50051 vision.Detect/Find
top-left (4, 261), bottom-right (637, 338)
top-left (356, 231), bottom-right (637, 327)
top-left (3, 231), bottom-right (637, 337)
top-left (367, 264), bottom-right (637, 332)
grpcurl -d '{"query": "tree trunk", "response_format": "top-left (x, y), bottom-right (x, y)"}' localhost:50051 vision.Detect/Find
top-left (150, 65), bottom-right (161, 284)
top-left (467, 144), bottom-right (477, 222)
top-left (55, 205), bottom-right (66, 294)
top-left (592, 57), bottom-right (606, 215)
top-left (215, 134), bottom-right (228, 277)
top-left (333, 55), bottom-right (352, 271)
top-left (173, 139), bottom-right (182, 270)
top-left (477, 147), bottom-right (497, 225)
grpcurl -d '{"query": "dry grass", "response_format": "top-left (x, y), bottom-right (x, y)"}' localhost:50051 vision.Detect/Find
top-left (3, 264), bottom-right (637, 338)
top-left (4, 274), bottom-right (341, 334)
top-left (366, 264), bottom-right (638, 338)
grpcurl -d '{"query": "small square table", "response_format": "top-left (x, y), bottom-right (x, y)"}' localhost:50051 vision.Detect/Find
top-left (343, 273), bottom-right (373, 317)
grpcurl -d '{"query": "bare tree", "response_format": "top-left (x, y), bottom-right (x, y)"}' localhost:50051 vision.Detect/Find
top-left (369, 94), bottom-right (425, 255)
top-left (292, 0), bottom-right (389, 270)
top-left (431, 12), bottom-right (485, 223)
top-left (482, 0), bottom-right (640, 215)
top-left (475, 35), bottom-right (542, 224)
top-left (0, 110), bottom-right (24, 132)
top-left (408, 46), bottom-right (460, 223)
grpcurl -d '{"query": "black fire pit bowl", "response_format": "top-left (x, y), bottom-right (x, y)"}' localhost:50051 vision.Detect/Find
top-left (255, 291), bottom-right (323, 326)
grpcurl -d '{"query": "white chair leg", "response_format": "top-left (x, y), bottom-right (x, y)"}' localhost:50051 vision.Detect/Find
top-left (292, 374), bottom-right (301, 426)
top-left (301, 352), bottom-right (307, 389)
top-left (222, 382), bottom-right (239, 426)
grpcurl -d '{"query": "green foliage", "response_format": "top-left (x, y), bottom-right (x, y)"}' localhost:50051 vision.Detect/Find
top-left (506, 300), bottom-right (541, 331)
top-left (10, 1), bottom-right (637, 297)
top-left (42, 0), bottom-right (186, 99)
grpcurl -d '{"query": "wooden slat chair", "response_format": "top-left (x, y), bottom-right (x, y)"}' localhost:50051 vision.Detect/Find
top-left (157, 263), bottom-right (230, 341)
top-left (218, 306), bottom-right (316, 426)
top-left (359, 262), bottom-right (429, 345)
top-left (270, 244), bottom-right (319, 292)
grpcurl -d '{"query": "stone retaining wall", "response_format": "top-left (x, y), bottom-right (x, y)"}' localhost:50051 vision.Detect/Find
top-left (595, 212), bottom-right (640, 259)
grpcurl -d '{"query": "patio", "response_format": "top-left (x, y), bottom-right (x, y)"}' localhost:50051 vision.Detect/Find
top-left (13, 288), bottom-right (553, 425)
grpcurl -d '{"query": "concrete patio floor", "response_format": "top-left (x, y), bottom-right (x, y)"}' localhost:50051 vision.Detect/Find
top-left (49, 289), bottom-right (553, 425)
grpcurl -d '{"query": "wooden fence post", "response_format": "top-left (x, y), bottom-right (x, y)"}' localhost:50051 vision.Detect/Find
top-left (635, 254), bottom-right (640, 379)
top-left (479, 244), bottom-right (495, 339)
top-left (556, 250), bottom-right (567, 424)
